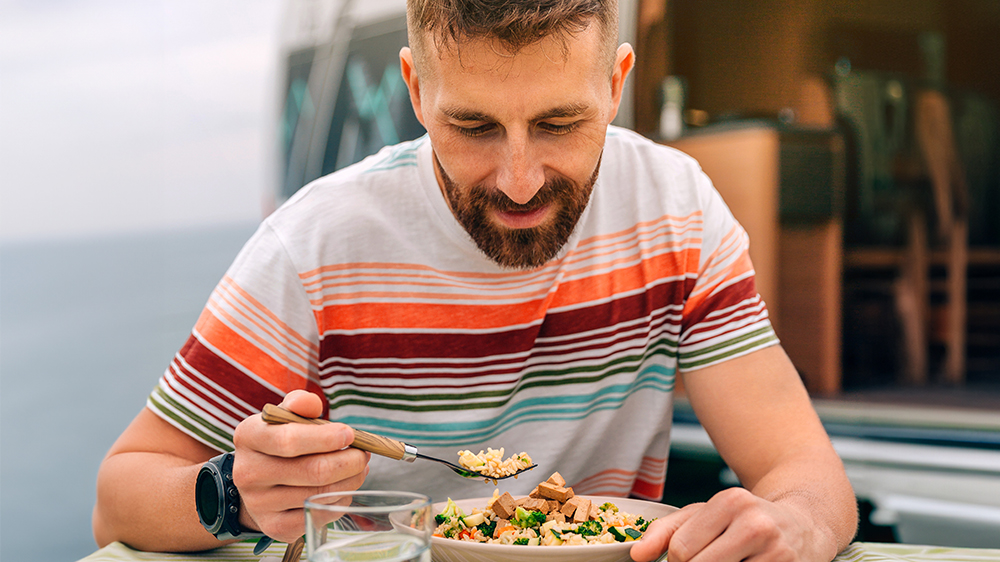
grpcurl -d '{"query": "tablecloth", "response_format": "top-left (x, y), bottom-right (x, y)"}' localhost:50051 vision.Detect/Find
top-left (77, 540), bottom-right (1000, 561)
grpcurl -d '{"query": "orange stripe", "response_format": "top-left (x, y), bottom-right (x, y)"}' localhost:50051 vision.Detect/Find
top-left (683, 249), bottom-right (754, 316)
top-left (629, 479), bottom-right (664, 501)
top-left (298, 212), bottom-right (705, 284)
top-left (317, 300), bottom-right (548, 332)
top-left (196, 308), bottom-right (310, 389)
top-left (215, 281), bottom-right (318, 366)
top-left (304, 235), bottom-right (699, 303)
top-left (221, 276), bottom-right (318, 353)
top-left (313, 248), bottom-right (699, 331)
top-left (550, 247), bottom-right (699, 310)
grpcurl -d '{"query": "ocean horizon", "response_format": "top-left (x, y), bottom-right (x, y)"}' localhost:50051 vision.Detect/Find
top-left (1, 221), bottom-right (260, 562)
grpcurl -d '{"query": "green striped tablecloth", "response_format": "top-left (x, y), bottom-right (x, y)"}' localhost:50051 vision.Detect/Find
top-left (77, 541), bottom-right (1000, 561)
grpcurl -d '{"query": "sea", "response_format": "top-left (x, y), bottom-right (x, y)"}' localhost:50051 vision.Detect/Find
top-left (0, 221), bottom-right (260, 562)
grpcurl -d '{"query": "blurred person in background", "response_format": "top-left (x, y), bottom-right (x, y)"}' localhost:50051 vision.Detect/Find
top-left (93, 0), bottom-right (858, 560)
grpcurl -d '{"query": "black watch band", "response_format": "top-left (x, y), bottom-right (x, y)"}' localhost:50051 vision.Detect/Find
top-left (195, 452), bottom-right (263, 542)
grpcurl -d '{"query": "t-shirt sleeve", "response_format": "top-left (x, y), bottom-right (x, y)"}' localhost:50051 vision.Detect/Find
top-left (146, 222), bottom-right (323, 452)
top-left (676, 166), bottom-right (779, 372)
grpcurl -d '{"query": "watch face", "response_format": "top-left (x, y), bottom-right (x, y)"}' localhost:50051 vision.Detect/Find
top-left (196, 467), bottom-right (222, 532)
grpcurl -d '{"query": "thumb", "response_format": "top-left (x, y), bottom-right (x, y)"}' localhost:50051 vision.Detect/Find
top-left (279, 389), bottom-right (325, 419)
top-left (630, 504), bottom-right (700, 562)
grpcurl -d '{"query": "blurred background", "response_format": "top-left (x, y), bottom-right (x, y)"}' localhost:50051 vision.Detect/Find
top-left (2, 0), bottom-right (999, 560)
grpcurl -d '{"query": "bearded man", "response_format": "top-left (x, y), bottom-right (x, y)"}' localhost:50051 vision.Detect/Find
top-left (93, 0), bottom-right (858, 560)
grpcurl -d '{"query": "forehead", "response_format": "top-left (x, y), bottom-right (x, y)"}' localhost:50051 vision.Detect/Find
top-left (420, 26), bottom-right (610, 113)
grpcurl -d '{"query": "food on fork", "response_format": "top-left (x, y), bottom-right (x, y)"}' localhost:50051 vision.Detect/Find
top-left (433, 472), bottom-right (654, 546)
top-left (457, 448), bottom-right (534, 481)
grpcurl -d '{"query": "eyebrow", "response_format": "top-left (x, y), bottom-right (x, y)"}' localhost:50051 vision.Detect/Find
top-left (441, 102), bottom-right (589, 123)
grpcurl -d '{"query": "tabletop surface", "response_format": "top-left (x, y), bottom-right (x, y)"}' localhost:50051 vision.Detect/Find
top-left (78, 540), bottom-right (1000, 562)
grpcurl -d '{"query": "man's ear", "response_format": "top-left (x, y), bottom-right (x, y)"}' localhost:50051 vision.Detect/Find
top-left (609, 43), bottom-right (636, 121)
top-left (399, 47), bottom-right (425, 126)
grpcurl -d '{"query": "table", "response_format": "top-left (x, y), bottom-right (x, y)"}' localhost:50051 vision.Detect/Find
top-left (78, 540), bottom-right (1000, 561)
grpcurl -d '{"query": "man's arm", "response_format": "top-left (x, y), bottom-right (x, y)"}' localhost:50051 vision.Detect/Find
top-left (93, 391), bottom-right (368, 552)
top-left (631, 345), bottom-right (857, 562)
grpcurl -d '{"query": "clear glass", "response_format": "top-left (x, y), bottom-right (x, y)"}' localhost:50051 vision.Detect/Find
top-left (304, 491), bottom-right (433, 562)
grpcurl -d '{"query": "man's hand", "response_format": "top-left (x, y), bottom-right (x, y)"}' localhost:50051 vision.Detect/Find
top-left (232, 390), bottom-right (370, 542)
top-left (631, 487), bottom-right (837, 562)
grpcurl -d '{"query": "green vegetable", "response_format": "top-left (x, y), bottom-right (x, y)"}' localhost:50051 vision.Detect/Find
top-left (438, 498), bottom-right (460, 521)
top-left (477, 519), bottom-right (497, 538)
top-left (574, 520), bottom-right (603, 537)
top-left (462, 512), bottom-right (485, 527)
top-left (624, 528), bottom-right (643, 540)
top-left (434, 514), bottom-right (447, 525)
top-left (608, 526), bottom-right (628, 542)
top-left (599, 502), bottom-right (619, 513)
top-left (514, 538), bottom-right (530, 546)
top-left (638, 518), bottom-right (653, 532)
top-left (513, 506), bottom-right (547, 528)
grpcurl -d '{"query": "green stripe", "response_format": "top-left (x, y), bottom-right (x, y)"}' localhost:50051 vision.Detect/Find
top-left (679, 333), bottom-right (778, 370)
top-left (679, 325), bottom-right (774, 359)
top-left (149, 387), bottom-right (233, 451)
top-left (326, 338), bottom-right (679, 411)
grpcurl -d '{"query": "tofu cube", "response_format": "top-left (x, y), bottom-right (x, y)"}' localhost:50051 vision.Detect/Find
top-left (546, 472), bottom-right (567, 487)
top-left (537, 482), bottom-right (574, 502)
top-left (492, 492), bottom-right (517, 520)
top-left (572, 498), bottom-right (592, 523)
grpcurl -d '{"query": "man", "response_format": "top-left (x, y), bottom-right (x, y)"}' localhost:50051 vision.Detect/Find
top-left (93, 0), bottom-right (858, 559)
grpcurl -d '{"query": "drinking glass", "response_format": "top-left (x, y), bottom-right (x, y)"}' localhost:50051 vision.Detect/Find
top-left (304, 491), bottom-right (433, 562)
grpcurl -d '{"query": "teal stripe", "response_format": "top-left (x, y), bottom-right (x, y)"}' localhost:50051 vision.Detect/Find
top-left (326, 337), bottom-right (679, 411)
top-left (336, 364), bottom-right (674, 445)
top-left (361, 137), bottom-right (424, 174)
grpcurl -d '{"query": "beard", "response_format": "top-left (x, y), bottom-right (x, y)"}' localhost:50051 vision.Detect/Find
top-left (436, 155), bottom-right (600, 270)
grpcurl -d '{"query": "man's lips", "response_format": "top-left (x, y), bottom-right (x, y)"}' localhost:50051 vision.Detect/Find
top-left (492, 204), bottom-right (553, 229)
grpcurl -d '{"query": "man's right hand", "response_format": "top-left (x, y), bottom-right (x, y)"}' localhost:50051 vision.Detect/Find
top-left (232, 390), bottom-right (371, 543)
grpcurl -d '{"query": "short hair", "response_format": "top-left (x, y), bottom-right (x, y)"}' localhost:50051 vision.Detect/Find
top-left (407, 0), bottom-right (619, 75)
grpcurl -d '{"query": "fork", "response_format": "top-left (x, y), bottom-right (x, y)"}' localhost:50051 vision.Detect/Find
top-left (260, 404), bottom-right (536, 481)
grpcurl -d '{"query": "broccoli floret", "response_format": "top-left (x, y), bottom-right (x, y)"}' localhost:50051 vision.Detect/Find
top-left (513, 506), bottom-right (547, 528)
top-left (513, 538), bottom-right (530, 546)
top-left (638, 518), bottom-right (654, 532)
top-left (477, 519), bottom-right (497, 538)
top-left (599, 502), bottom-right (618, 512)
top-left (574, 519), bottom-right (603, 537)
top-left (443, 527), bottom-right (458, 539)
top-left (437, 498), bottom-right (459, 521)
top-left (435, 514), bottom-right (447, 525)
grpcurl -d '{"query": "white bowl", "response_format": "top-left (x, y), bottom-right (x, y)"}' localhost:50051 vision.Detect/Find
top-left (430, 495), bottom-right (678, 562)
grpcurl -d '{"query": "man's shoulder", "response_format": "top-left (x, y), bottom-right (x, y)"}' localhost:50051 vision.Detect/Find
top-left (270, 137), bottom-right (428, 221)
top-left (604, 126), bottom-right (703, 173)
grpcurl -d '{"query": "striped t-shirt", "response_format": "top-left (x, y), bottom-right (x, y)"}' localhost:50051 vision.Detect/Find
top-left (148, 126), bottom-right (777, 503)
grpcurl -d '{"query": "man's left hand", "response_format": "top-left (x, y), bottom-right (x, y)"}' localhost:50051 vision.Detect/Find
top-left (630, 487), bottom-right (836, 562)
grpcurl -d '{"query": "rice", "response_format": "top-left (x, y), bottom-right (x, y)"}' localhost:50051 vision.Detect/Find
top-left (457, 448), bottom-right (533, 479)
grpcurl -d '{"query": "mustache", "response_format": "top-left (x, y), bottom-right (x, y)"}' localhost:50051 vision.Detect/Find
top-left (469, 176), bottom-right (575, 212)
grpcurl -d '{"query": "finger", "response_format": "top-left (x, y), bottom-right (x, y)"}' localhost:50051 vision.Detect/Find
top-left (237, 447), bottom-right (370, 489)
top-left (663, 494), bottom-right (743, 562)
top-left (630, 504), bottom-right (701, 562)
top-left (236, 414), bottom-right (356, 458)
top-left (280, 390), bottom-right (324, 419)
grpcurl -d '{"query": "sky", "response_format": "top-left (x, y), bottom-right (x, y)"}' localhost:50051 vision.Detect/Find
top-left (0, 0), bottom-right (285, 243)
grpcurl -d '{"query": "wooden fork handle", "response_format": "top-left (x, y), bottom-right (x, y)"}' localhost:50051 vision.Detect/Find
top-left (261, 403), bottom-right (409, 461)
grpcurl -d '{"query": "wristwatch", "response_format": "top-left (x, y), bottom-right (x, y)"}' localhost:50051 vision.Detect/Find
top-left (195, 452), bottom-right (273, 553)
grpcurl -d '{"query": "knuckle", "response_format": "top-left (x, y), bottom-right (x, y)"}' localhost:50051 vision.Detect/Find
top-left (743, 510), bottom-right (778, 538)
top-left (667, 535), bottom-right (694, 562)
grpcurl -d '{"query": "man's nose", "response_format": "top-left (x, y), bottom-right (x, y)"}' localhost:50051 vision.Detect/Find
top-left (495, 133), bottom-right (545, 205)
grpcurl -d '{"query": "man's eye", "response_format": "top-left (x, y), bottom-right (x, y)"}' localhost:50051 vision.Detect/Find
top-left (457, 124), bottom-right (495, 137)
top-left (539, 122), bottom-right (578, 135)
